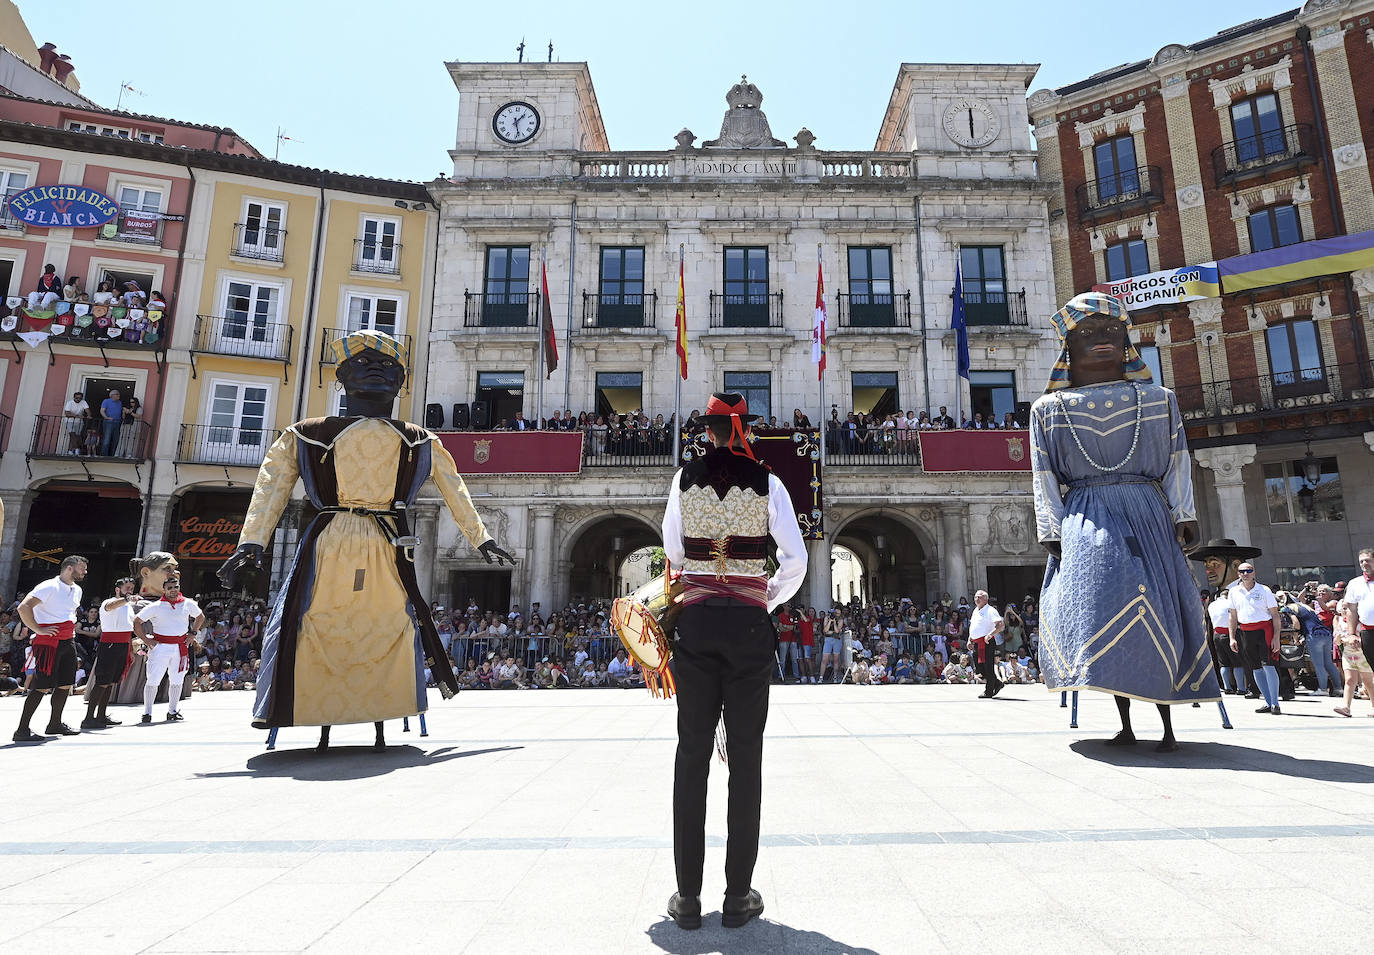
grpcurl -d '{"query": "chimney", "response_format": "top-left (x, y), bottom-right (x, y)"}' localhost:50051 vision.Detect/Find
top-left (37, 42), bottom-right (57, 75)
top-left (52, 55), bottom-right (75, 84)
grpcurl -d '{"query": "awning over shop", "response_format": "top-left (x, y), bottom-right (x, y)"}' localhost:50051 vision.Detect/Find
top-left (1218, 229), bottom-right (1374, 293)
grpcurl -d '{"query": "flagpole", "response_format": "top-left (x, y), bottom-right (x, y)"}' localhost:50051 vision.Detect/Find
top-left (817, 243), bottom-right (826, 471)
top-left (672, 243), bottom-right (684, 466)
top-left (537, 248), bottom-right (546, 426)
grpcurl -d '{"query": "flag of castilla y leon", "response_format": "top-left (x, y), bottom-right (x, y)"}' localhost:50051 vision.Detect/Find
top-left (812, 253), bottom-right (826, 380)
top-left (674, 254), bottom-right (687, 379)
top-left (540, 258), bottom-right (558, 379)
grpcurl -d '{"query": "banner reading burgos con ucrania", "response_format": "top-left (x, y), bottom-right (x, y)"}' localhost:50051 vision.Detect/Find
top-left (1093, 263), bottom-right (1220, 307)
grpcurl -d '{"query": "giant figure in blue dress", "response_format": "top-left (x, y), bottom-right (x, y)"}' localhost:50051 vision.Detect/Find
top-left (1031, 292), bottom-right (1218, 751)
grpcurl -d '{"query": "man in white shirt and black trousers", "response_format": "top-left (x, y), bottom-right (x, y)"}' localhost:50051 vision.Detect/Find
top-left (12, 555), bottom-right (88, 742)
top-left (661, 393), bottom-right (807, 931)
top-left (968, 590), bottom-right (1005, 698)
top-left (133, 577), bottom-right (204, 723)
top-left (1227, 560), bottom-right (1284, 715)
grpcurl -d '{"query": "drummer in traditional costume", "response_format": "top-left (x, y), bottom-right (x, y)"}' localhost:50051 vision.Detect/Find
top-left (1031, 292), bottom-right (1218, 751)
top-left (661, 393), bottom-right (806, 929)
top-left (218, 330), bottom-right (514, 750)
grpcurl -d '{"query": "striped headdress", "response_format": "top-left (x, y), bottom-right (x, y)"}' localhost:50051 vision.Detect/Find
top-left (1045, 291), bottom-right (1152, 392)
top-left (328, 329), bottom-right (408, 368)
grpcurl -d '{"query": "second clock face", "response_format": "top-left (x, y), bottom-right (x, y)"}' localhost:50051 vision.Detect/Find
top-left (493, 101), bottom-right (540, 144)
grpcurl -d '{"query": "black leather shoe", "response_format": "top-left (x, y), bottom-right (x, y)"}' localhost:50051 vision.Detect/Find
top-left (101, 716), bottom-right (122, 726)
top-left (1270, 705), bottom-right (1281, 715)
top-left (1254, 705), bottom-right (1272, 714)
top-left (140, 714), bottom-right (152, 724)
top-left (12, 727), bottom-right (45, 743)
top-left (1244, 692), bottom-right (1261, 700)
top-left (722, 889), bottom-right (764, 928)
top-left (44, 723), bottom-right (80, 736)
top-left (667, 892), bottom-right (701, 930)
top-left (80, 718), bottom-right (104, 730)
top-left (165, 712), bottom-right (184, 722)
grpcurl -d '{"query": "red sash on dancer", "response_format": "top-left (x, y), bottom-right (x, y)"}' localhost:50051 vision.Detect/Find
top-left (100, 630), bottom-right (133, 643)
top-left (1213, 627), bottom-right (1228, 637)
top-left (680, 575), bottom-right (769, 609)
top-left (31, 619), bottom-right (75, 675)
top-left (154, 634), bottom-right (189, 670)
top-left (1238, 619), bottom-right (1276, 661)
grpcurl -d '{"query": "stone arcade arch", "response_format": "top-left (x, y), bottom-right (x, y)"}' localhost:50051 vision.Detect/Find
top-left (829, 508), bottom-right (936, 606)
top-left (563, 512), bottom-right (662, 608)
top-left (17, 478), bottom-right (143, 594)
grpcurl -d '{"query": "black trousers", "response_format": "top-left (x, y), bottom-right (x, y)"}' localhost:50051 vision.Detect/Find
top-left (975, 642), bottom-right (1001, 695)
top-left (671, 601), bottom-right (775, 899)
top-left (1361, 629), bottom-right (1374, 668)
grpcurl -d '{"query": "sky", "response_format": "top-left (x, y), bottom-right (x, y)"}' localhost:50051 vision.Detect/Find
top-left (25, 0), bottom-right (1296, 182)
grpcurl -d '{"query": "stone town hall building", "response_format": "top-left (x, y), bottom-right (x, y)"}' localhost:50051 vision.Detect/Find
top-left (418, 62), bottom-right (1059, 613)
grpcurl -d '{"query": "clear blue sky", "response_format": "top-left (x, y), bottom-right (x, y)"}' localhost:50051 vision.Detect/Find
top-left (26, 0), bottom-right (1292, 182)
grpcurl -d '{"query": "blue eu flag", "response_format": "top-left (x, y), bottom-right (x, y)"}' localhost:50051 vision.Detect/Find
top-left (952, 263), bottom-right (970, 381)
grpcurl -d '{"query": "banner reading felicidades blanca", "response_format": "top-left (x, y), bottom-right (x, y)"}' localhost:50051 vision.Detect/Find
top-left (1093, 262), bottom-right (1220, 307)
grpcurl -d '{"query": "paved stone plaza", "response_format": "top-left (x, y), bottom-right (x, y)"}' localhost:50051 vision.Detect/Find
top-left (1, 684), bottom-right (1370, 953)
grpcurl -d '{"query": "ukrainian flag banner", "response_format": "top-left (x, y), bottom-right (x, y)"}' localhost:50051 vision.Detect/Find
top-left (1219, 229), bottom-right (1374, 293)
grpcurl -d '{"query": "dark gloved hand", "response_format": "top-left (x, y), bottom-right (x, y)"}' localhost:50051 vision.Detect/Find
top-left (1041, 540), bottom-right (1062, 560)
top-left (217, 543), bottom-right (265, 588)
top-left (479, 540), bottom-right (517, 566)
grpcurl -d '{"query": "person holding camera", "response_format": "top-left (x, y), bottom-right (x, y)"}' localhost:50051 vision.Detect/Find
top-left (1294, 584), bottom-right (1341, 697)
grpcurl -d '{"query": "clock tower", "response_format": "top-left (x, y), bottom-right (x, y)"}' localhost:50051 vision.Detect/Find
top-left (875, 63), bottom-right (1038, 162)
top-left (446, 61), bottom-right (609, 180)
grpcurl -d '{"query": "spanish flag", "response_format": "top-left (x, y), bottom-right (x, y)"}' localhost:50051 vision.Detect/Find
top-left (674, 252), bottom-right (687, 380)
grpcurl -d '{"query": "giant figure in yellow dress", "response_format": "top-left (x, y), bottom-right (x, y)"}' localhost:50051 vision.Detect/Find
top-left (217, 330), bottom-right (513, 745)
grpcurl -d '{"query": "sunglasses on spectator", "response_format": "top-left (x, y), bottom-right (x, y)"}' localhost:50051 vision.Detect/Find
top-left (1238, 568), bottom-right (1255, 574)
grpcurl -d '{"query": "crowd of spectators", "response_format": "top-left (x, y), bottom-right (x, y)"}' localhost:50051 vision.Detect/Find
top-left (60, 388), bottom-right (144, 457)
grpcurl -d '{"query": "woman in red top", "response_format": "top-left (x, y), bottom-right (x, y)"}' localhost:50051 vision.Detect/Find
top-left (797, 608), bottom-right (817, 684)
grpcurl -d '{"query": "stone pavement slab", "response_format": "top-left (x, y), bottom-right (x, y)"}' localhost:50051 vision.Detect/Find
top-left (1, 683), bottom-right (1370, 953)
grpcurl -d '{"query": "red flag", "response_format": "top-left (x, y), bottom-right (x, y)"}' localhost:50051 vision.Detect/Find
top-left (812, 256), bottom-right (827, 380)
top-left (540, 258), bottom-right (558, 380)
top-left (674, 255), bottom-right (688, 380)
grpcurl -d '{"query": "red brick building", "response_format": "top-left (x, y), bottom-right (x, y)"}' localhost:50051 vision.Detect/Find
top-left (1030, 0), bottom-right (1374, 589)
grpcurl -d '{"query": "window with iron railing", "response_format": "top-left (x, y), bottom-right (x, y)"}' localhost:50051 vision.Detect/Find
top-left (1266, 319), bottom-right (1325, 396)
top-left (234, 201), bottom-right (286, 261)
top-left (722, 247), bottom-right (770, 326)
top-left (482, 246), bottom-right (532, 325)
top-left (596, 246), bottom-right (646, 326)
top-left (846, 246), bottom-right (896, 325)
top-left (356, 217), bottom-right (400, 274)
top-left (1093, 135), bottom-right (1138, 201)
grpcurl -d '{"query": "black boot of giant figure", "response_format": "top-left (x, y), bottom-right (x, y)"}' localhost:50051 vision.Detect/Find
top-left (1106, 695), bottom-right (1177, 752)
top-left (315, 722), bottom-right (386, 752)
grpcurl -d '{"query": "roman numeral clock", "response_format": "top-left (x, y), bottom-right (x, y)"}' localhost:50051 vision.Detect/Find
top-left (942, 97), bottom-right (999, 149)
top-left (493, 101), bottom-right (540, 145)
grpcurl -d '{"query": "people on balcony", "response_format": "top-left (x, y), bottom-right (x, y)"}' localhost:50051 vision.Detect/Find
top-left (62, 276), bottom-right (83, 303)
top-left (98, 389), bottom-right (124, 457)
top-left (92, 281), bottom-right (116, 306)
top-left (27, 264), bottom-right (61, 311)
top-left (116, 396), bottom-right (142, 458)
top-left (62, 391), bottom-right (89, 456)
top-left (120, 282), bottom-right (146, 308)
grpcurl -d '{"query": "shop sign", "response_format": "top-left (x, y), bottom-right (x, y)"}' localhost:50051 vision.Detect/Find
top-left (7, 185), bottom-right (120, 228)
top-left (173, 514), bottom-right (244, 561)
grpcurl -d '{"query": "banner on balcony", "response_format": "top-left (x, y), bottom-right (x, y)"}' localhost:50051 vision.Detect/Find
top-left (1094, 263), bottom-right (1219, 308)
top-left (1219, 228), bottom-right (1374, 293)
top-left (437, 430), bottom-right (584, 475)
top-left (679, 428), bottom-right (824, 538)
top-left (918, 429), bottom-right (1032, 473)
top-left (7, 184), bottom-right (119, 228)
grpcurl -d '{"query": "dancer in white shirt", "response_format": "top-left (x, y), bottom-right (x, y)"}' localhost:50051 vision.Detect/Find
top-left (12, 555), bottom-right (88, 742)
top-left (82, 576), bottom-right (139, 729)
top-left (133, 578), bottom-right (204, 723)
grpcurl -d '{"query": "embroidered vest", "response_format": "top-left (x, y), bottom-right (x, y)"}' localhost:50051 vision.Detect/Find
top-left (678, 448), bottom-right (771, 577)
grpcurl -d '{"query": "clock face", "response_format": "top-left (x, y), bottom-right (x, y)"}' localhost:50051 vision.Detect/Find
top-left (942, 98), bottom-right (1000, 149)
top-left (493, 101), bottom-right (540, 144)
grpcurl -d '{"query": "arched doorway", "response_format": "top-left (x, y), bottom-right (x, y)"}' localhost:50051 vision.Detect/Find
top-left (832, 512), bottom-right (930, 606)
top-left (19, 481), bottom-right (142, 595)
top-left (831, 544), bottom-right (865, 604)
top-left (566, 516), bottom-right (661, 605)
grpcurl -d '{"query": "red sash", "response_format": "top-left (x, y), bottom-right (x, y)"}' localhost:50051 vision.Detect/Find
top-left (100, 630), bottom-right (133, 644)
top-left (1237, 619), bottom-right (1276, 661)
top-left (154, 634), bottom-right (189, 669)
top-left (31, 619), bottom-right (75, 674)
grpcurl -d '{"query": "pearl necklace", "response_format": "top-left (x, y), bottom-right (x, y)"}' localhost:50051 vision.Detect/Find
top-left (1054, 381), bottom-right (1143, 473)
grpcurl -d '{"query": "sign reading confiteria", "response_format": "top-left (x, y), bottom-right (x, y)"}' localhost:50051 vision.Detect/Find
top-left (7, 185), bottom-right (119, 228)
top-left (1093, 262), bottom-right (1220, 308)
top-left (173, 514), bottom-right (244, 561)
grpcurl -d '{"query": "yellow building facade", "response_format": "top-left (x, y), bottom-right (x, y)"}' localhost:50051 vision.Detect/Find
top-left (150, 162), bottom-right (437, 597)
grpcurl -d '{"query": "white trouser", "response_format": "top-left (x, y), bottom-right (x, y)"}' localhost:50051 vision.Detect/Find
top-left (28, 290), bottom-right (59, 310)
top-left (144, 641), bottom-right (185, 713)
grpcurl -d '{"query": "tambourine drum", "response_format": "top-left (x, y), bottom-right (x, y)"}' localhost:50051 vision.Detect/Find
top-left (611, 573), bottom-right (684, 698)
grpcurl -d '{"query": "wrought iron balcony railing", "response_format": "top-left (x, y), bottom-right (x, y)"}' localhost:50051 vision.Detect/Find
top-left (961, 288), bottom-right (1029, 327)
top-left (1175, 360), bottom-right (1374, 421)
top-left (0, 410), bottom-right (9, 456)
top-left (29, 413), bottom-right (151, 461)
top-left (835, 292), bottom-right (912, 328)
top-left (1, 191), bottom-right (28, 231)
top-left (1075, 164), bottom-right (1164, 220)
top-left (0, 302), bottom-right (170, 351)
top-left (1212, 123), bottom-right (1319, 188)
top-left (176, 423), bottom-right (282, 466)
top-left (193, 314), bottom-right (293, 361)
top-left (463, 290), bottom-right (541, 328)
top-left (353, 238), bottom-right (401, 275)
top-left (708, 291), bottom-right (784, 329)
top-left (232, 223), bottom-right (286, 262)
top-left (581, 291), bottom-right (658, 328)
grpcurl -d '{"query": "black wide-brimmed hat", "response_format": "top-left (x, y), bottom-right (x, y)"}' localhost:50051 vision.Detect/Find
top-left (1188, 538), bottom-right (1262, 563)
top-left (698, 392), bottom-right (759, 423)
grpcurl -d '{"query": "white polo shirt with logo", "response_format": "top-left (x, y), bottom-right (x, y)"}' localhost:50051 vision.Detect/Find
top-left (1345, 575), bottom-right (1374, 628)
top-left (1228, 582), bottom-right (1278, 626)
